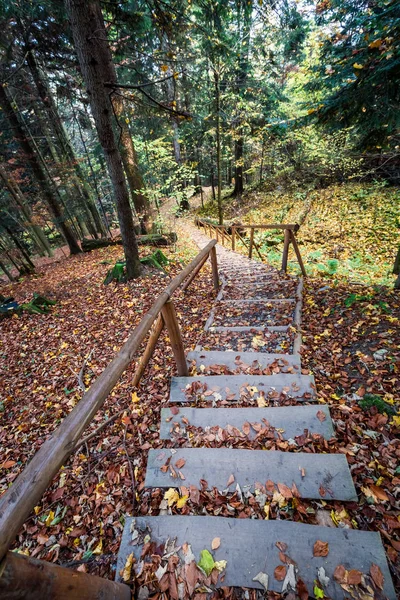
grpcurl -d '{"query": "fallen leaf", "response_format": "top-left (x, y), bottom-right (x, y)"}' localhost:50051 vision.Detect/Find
top-left (370, 564), bottom-right (384, 590)
top-left (197, 549), bottom-right (215, 576)
top-left (227, 474), bottom-right (235, 486)
top-left (274, 565), bottom-right (286, 581)
top-left (316, 410), bottom-right (326, 422)
top-left (313, 540), bottom-right (329, 557)
top-left (252, 571), bottom-right (269, 591)
top-left (122, 553), bottom-right (134, 582)
top-left (175, 458), bottom-right (186, 469)
top-left (211, 537), bottom-right (220, 550)
top-left (347, 569), bottom-right (362, 585)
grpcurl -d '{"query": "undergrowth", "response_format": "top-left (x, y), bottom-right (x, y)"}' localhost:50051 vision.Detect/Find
top-left (197, 181), bottom-right (400, 286)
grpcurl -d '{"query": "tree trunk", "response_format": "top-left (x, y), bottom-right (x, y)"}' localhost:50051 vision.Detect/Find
top-left (111, 96), bottom-right (151, 228)
top-left (0, 86), bottom-right (81, 255)
top-left (65, 0), bottom-right (141, 279)
top-left (213, 65), bottom-right (223, 225)
top-left (26, 49), bottom-right (108, 238)
top-left (233, 0), bottom-right (252, 198)
top-left (394, 245), bottom-right (400, 289)
top-left (0, 258), bottom-right (15, 282)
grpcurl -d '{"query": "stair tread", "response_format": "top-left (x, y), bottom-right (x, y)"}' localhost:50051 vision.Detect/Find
top-left (145, 447), bottom-right (356, 501)
top-left (169, 373), bottom-right (316, 403)
top-left (187, 350), bottom-right (301, 372)
top-left (160, 405), bottom-right (333, 440)
top-left (117, 516), bottom-right (396, 598)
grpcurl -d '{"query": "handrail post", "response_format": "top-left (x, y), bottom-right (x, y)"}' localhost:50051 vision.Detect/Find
top-left (132, 314), bottom-right (164, 387)
top-left (210, 245), bottom-right (219, 291)
top-left (249, 227), bottom-right (254, 259)
top-left (281, 228), bottom-right (290, 272)
top-left (289, 231), bottom-right (307, 277)
top-left (0, 551), bottom-right (131, 600)
top-left (220, 227), bottom-right (225, 246)
top-left (161, 300), bottom-right (188, 376)
top-left (232, 226), bottom-right (236, 251)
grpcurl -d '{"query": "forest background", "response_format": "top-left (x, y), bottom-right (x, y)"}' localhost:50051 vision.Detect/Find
top-left (0, 0), bottom-right (398, 288)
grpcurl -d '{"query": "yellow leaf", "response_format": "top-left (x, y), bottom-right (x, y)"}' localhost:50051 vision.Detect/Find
top-left (92, 538), bottom-right (103, 555)
top-left (164, 488), bottom-right (179, 507)
top-left (160, 64), bottom-right (169, 72)
top-left (132, 392), bottom-right (140, 404)
top-left (257, 395), bottom-right (267, 407)
top-left (122, 553), bottom-right (134, 582)
top-left (176, 494), bottom-right (189, 508)
top-left (353, 63), bottom-right (364, 69)
top-left (390, 415), bottom-right (400, 428)
top-left (368, 39), bottom-right (382, 49)
top-left (264, 503), bottom-right (270, 519)
top-left (45, 511), bottom-right (55, 527)
top-left (34, 506), bottom-right (41, 515)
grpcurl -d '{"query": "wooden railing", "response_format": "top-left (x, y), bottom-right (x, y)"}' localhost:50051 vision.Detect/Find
top-left (195, 219), bottom-right (306, 277)
top-left (0, 240), bottom-right (219, 598)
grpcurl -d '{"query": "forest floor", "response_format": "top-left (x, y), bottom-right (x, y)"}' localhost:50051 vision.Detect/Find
top-left (0, 204), bottom-right (399, 594)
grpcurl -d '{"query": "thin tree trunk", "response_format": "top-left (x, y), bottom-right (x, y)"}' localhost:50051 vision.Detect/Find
top-left (394, 245), bottom-right (400, 289)
top-left (0, 163), bottom-right (53, 256)
top-left (0, 86), bottom-right (81, 255)
top-left (0, 258), bottom-right (15, 282)
top-left (213, 65), bottom-right (223, 225)
top-left (26, 49), bottom-right (107, 238)
top-left (65, 0), bottom-right (141, 279)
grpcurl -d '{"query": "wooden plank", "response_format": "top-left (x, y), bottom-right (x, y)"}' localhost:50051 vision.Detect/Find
top-left (162, 300), bottom-right (188, 377)
top-left (160, 405), bottom-right (332, 440)
top-left (169, 373), bottom-right (316, 403)
top-left (186, 350), bottom-right (300, 371)
top-left (145, 448), bottom-right (357, 501)
top-left (117, 516), bottom-right (396, 599)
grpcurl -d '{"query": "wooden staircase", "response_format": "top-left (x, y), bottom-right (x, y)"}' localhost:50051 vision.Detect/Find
top-left (117, 236), bottom-right (396, 598)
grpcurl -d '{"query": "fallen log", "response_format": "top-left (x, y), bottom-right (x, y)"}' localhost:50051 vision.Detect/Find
top-left (82, 233), bottom-right (177, 252)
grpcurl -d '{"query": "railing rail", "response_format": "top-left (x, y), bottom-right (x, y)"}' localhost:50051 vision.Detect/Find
top-left (0, 240), bottom-right (219, 596)
top-left (195, 219), bottom-right (306, 277)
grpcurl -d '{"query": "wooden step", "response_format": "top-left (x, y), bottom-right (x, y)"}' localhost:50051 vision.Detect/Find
top-left (160, 405), bottom-right (333, 440)
top-left (117, 516), bottom-right (396, 598)
top-left (169, 374), bottom-right (316, 403)
top-left (145, 448), bottom-right (356, 501)
top-left (187, 350), bottom-right (301, 372)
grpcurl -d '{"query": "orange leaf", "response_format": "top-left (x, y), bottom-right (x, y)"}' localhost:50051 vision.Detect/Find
top-left (370, 564), bottom-right (384, 590)
top-left (274, 565), bottom-right (286, 581)
top-left (277, 483), bottom-right (292, 499)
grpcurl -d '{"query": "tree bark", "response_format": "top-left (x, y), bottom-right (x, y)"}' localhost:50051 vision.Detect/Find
top-left (111, 96), bottom-right (151, 226)
top-left (65, 0), bottom-right (141, 279)
top-left (0, 86), bottom-right (81, 255)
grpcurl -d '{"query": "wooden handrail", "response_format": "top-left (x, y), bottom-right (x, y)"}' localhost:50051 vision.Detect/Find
top-left (196, 219), bottom-right (306, 277)
top-left (0, 240), bottom-right (218, 562)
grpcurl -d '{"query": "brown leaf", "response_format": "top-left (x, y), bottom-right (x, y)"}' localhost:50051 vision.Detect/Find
top-left (274, 565), bottom-right (286, 581)
top-left (319, 485), bottom-right (326, 497)
top-left (370, 564), bottom-right (384, 590)
top-left (313, 540), bottom-right (329, 557)
top-left (266, 479), bottom-right (275, 493)
top-left (277, 482), bottom-right (293, 498)
top-left (175, 458), bottom-right (186, 469)
top-left (369, 485), bottom-right (389, 502)
top-left (333, 564), bottom-right (347, 584)
top-left (211, 537), bottom-right (220, 550)
top-left (316, 410), bottom-right (326, 422)
top-left (170, 406), bottom-right (180, 415)
top-left (242, 421), bottom-right (251, 436)
top-left (347, 569), bottom-right (362, 585)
